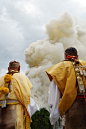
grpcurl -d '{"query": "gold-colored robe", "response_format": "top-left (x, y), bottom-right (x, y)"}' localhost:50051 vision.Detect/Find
top-left (46, 60), bottom-right (86, 116)
top-left (0, 73), bottom-right (32, 129)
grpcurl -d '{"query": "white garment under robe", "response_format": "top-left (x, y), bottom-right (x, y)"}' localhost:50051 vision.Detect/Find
top-left (48, 79), bottom-right (61, 125)
top-left (27, 97), bottom-right (37, 118)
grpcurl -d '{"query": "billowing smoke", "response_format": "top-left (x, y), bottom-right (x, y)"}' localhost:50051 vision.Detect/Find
top-left (24, 12), bottom-right (86, 109)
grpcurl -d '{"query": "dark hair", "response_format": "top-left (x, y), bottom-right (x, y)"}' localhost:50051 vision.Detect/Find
top-left (65, 47), bottom-right (77, 56)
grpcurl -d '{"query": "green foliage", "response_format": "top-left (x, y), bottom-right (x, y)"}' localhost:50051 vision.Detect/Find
top-left (30, 108), bottom-right (53, 129)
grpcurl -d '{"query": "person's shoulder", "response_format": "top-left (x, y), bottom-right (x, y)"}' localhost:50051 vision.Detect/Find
top-left (13, 73), bottom-right (30, 84)
top-left (79, 60), bottom-right (86, 65)
top-left (48, 61), bottom-right (71, 69)
top-left (13, 73), bottom-right (28, 79)
top-left (46, 61), bottom-right (72, 73)
top-left (47, 61), bottom-right (70, 71)
top-left (59, 60), bottom-right (72, 67)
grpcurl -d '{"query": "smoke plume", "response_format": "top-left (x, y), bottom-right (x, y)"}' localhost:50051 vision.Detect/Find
top-left (24, 12), bottom-right (86, 109)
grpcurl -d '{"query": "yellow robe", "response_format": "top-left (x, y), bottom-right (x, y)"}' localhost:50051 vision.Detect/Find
top-left (46, 60), bottom-right (86, 116)
top-left (0, 73), bottom-right (32, 129)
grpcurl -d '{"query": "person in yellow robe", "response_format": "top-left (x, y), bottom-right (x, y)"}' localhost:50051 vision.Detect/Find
top-left (46, 47), bottom-right (86, 129)
top-left (0, 60), bottom-right (36, 129)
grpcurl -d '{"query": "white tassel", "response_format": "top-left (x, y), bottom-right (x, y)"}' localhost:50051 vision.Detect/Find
top-left (7, 92), bottom-right (10, 98)
top-left (10, 83), bottom-right (12, 91)
top-left (79, 66), bottom-right (83, 75)
top-left (83, 70), bottom-right (86, 76)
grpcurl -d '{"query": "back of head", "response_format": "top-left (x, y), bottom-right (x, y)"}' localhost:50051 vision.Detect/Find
top-left (8, 60), bottom-right (20, 73)
top-left (65, 47), bottom-right (79, 63)
top-left (65, 47), bottom-right (77, 56)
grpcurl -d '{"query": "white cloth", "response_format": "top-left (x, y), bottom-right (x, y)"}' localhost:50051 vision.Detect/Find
top-left (48, 79), bottom-right (61, 125)
top-left (61, 114), bottom-right (66, 126)
top-left (27, 97), bottom-right (37, 118)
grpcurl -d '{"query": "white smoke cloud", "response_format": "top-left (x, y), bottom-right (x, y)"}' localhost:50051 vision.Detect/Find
top-left (24, 12), bottom-right (86, 109)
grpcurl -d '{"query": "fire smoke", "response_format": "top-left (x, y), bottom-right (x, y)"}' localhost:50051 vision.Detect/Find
top-left (24, 12), bottom-right (86, 109)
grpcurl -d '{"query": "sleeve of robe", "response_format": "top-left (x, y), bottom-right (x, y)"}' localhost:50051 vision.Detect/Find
top-left (48, 79), bottom-right (60, 125)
